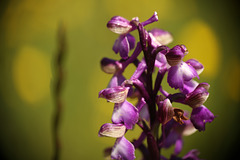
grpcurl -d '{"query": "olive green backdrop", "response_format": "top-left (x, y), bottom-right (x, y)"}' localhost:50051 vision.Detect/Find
top-left (0, 0), bottom-right (239, 159)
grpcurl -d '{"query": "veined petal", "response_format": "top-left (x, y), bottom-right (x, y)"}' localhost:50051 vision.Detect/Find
top-left (158, 98), bottom-right (174, 125)
top-left (99, 86), bottom-right (129, 103)
top-left (185, 83), bottom-right (209, 108)
top-left (166, 45), bottom-right (186, 66)
top-left (111, 136), bottom-right (136, 160)
top-left (190, 105), bottom-right (215, 131)
top-left (112, 100), bottom-right (139, 129)
top-left (98, 123), bottom-right (126, 138)
top-left (107, 16), bottom-right (132, 34)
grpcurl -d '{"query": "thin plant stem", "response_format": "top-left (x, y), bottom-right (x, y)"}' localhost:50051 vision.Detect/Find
top-left (52, 23), bottom-right (66, 160)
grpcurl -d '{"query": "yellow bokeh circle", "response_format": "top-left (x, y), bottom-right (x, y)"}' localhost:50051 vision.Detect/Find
top-left (178, 19), bottom-right (221, 78)
top-left (13, 46), bottom-right (51, 104)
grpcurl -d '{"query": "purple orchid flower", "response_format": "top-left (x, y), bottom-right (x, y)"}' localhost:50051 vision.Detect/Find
top-left (162, 116), bottom-right (197, 156)
top-left (98, 12), bottom-right (214, 160)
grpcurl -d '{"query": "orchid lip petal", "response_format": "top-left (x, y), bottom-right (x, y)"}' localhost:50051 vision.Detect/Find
top-left (190, 105), bottom-right (215, 131)
top-left (112, 100), bottom-right (139, 130)
top-left (111, 136), bottom-right (136, 160)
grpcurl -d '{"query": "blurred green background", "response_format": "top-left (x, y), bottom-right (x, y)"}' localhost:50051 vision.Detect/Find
top-left (0, 0), bottom-right (240, 159)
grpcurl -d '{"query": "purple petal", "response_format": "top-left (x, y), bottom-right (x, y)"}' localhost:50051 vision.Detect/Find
top-left (190, 105), bottom-right (215, 131)
top-left (185, 83), bottom-right (209, 108)
top-left (157, 98), bottom-right (174, 125)
top-left (141, 11), bottom-right (158, 26)
top-left (139, 103), bottom-right (150, 122)
top-left (126, 34), bottom-right (135, 50)
top-left (99, 86), bottom-right (129, 103)
top-left (186, 59), bottom-right (204, 75)
top-left (98, 123), bottom-right (126, 138)
top-left (108, 74), bottom-right (126, 88)
top-left (167, 65), bottom-right (184, 89)
top-left (183, 149), bottom-right (202, 160)
top-left (174, 138), bottom-right (183, 155)
top-left (112, 100), bottom-right (139, 129)
top-left (155, 52), bottom-right (169, 70)
top-left (112, 35), bottom-right (130, 59)
top-left (180, 80), bottom-right (199, 94)
top-left (111, 136), bottom-right (136, 160)
top-left (130, 59), bottom-right (147, 80)
top-left (150, 28), bottom-right (173, 45)
top-left (162, 129), bottom-right (181, 149)
top-left (135, 98), bottom-right (150, 122)
top-left (107, 16), bottom-right (132, 34)
top-left (181, 62), bottom-right (199, 81)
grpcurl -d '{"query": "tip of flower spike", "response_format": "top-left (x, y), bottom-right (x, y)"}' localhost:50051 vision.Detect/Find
top-left (153, 11), bottom-right (158, 21)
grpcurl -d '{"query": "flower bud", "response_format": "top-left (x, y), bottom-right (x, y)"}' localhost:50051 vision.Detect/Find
top-left (166, 45), bottom-right (187, 66)
top-left (186, 59), bottom-right (204, 75)
top-left (107, 16), bottom-right (132, 34)
top-left (158, 98), bottom-right (174, 125)
top-left (185, 83), bottom-right (210, 108)
top-left (99, 86), bottom-right (129, 103)
top-left (100, 58), bottom-right (122, 74)
top-left (150, 29), bottom-right (173, 45)
top-left (98, 123), bottom-right (126, 138)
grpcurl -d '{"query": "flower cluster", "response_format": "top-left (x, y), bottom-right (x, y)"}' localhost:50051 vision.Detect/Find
top-left (98, 12), bottom-right (215, 160)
